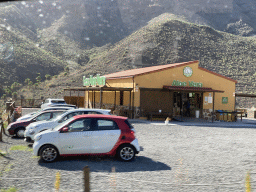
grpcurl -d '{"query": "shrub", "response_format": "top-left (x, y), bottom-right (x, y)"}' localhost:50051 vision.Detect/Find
top-left (45, 74), bottom-right (51, 80)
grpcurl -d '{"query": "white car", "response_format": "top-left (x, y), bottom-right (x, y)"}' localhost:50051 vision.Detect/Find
top-left (41, 98), bottom-right (68, 109)
top-left (16, 106), bottom-right (75, 122)
top-left (24, 108), bottom-right (111, 142)
top-left (33, 114), bottom-right (141, 162)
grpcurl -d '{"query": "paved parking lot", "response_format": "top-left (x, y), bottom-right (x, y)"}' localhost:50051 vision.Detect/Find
top-left (1, 119), bottom-right (256, 191)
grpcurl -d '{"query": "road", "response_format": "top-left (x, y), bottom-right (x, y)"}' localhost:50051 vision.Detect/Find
top-left (1, 120), bottom-right (256, 191)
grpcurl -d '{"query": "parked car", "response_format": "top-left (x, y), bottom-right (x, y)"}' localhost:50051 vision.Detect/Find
top-left (7, 110), bottom-right (66, 138)
top-left (33, 114), bottom-right (142, 162)
top-left (16, 106), bottom-right (75, 122)
top-left (24, 108), bottom-right (111, 142)
top-left (41, 98), bottom-right (73, 109)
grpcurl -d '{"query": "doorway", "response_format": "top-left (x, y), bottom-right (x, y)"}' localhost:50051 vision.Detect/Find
top-left (173, 92), bottom-right (203, 117)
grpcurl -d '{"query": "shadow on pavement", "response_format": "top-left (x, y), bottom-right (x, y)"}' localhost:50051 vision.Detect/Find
top-left (38, 155), bottom-right (171, 172)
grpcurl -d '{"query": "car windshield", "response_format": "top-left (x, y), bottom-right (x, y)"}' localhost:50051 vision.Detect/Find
top-left (53, 116), bottom-right (74, 131)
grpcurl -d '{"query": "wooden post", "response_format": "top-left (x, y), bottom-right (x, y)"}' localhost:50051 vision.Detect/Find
top-left (83, 166), bottom-right (90, 192)
top-left (99, 89), bottom-right (103, 109)
top-left (114, 91), bottom-right (116, 110)
top-left (212, 92), bottom-right (215, 123)
top-left (77, 90), bottom-right (80, 108)
top-left (93, 91), bottom-right (95, 108)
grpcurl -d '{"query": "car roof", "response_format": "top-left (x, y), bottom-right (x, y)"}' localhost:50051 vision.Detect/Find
top-left (43, 106), bottom-right (73, 110)
top-left (73, 114), bottom-right (127, 120)
top-left (58, 108), bottom-right (111, 117)
top-left (46, 98), bottom-right (65, 101)
top-left (65, 108), bottom-right (111, 112)
top-left (37, 110), bottom-right (66, 114)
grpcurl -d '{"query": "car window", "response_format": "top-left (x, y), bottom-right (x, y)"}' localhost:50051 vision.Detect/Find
top-left (68, 119), bottom-right (92, 132)
top-left (52, 111), bottom-right (64, 119)
top-left (86, 111), bottom-right (102, 114)
top-left (96, 119), bottom-right (118, 130)
top-left (52, 100), bottom-right (66, 104)
top-left (61, 111), bottom-right (83, 122)
top-left (35, 112), bottom-right (51, 121)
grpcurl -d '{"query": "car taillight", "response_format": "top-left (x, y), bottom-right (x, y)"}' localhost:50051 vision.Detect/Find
top-left (128, 129), bottom-right (135, 139)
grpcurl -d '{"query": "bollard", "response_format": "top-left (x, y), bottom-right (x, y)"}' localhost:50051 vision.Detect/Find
top-left (83, 166), bottom-right (90, 192)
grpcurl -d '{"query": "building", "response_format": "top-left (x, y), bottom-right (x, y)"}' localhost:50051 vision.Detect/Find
top-left (64, 60), bottom-right (237, 120)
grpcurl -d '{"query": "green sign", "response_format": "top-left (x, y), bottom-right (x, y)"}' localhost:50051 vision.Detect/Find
top-left (188, 81), bottom-right (203, 87)
top-left (172, 80), bottom-right (203, 87)
top-left (183, 67), bottom-right (193, 77)
top-left (83, 74), bottom-right (106, 87)
top-left (222, 97), bottom-right (228, 104)
top-left (172, 80), bottom-right (187, 86)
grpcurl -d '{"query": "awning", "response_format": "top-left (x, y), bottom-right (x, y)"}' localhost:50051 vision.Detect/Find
top-left (163, 85), bottom-right (224, 93)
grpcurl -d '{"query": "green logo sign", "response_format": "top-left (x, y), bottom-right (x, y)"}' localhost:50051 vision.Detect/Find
top-left (183, 67), bottom-right (193, 77)
top-left (83, 74), bottom-right (106, 87)
top-left (172, 80), bottom-right (203, 87)
top-left (222, 97), bottom-right (228, 104)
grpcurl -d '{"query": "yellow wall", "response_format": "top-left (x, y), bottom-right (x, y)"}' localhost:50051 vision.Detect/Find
top-left (106, 61), bottom-right (236, 111)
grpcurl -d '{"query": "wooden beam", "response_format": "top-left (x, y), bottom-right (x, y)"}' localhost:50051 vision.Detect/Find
top-left (114, 91), bottom-right (116, 110)
top-left (212, 92), bottom-right (215, 123)
top-left (100, 89), bottom-right (103, 109)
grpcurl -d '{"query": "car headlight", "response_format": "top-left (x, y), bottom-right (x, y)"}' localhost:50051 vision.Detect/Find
top-left (29, 130), bottom-right (35, 134)
top-left (35, 135), bottom-right (42, 141)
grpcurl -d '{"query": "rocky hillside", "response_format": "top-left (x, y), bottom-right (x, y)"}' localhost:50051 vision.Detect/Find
top-left (10, 16), bottom-right (256, 108)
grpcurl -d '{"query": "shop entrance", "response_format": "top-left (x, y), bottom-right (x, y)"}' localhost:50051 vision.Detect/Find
top-left (173, 92), bottom-right (203, 118)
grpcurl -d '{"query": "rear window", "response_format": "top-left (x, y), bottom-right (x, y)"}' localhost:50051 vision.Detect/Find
top-left (124, 120), bottom-right (134, 129)
top-left (96, 119), bottom-right (119, 130)
top-left (52, 100), bottom-right (66, 104)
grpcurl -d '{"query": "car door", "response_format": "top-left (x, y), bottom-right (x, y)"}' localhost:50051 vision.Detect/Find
top-left (90, 118), bottom-right (121, 153)
top-left (57, 118), bottom-right (94, 155)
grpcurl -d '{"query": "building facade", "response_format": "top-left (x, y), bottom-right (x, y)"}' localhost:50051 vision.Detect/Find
top-left (64, 60), bottom-right (237, 120)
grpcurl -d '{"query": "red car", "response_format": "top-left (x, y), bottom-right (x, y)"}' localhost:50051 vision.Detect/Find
top-left (7, 110), bottom-right (66, 138)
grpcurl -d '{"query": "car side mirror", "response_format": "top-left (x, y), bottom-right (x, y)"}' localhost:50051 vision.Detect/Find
top-left (60, 127), bottom-right (69, 133)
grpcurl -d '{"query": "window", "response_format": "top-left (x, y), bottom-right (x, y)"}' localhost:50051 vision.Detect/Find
top-left (52, 112), bottom-right (64, 119)
top-left (35, 113), bottom-right (51, 121)
top-left (86, 111), bottom-right (102, 114)
top-left (124, 120), bottom-right (134, 129)
top-left (52, 100), bottom-right (66, 104)
top-left (68, 119), bottom-right (92, 132)
top-left (96, 119), bottom-right (118, 130)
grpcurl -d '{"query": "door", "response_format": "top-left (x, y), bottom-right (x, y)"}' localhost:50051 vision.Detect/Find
top-left (58, 118), bottom-right (94, 154)
top-left (90, 119), bottom-right (121, 153)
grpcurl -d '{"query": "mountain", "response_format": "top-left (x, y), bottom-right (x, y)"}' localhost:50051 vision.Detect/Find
top-left (12, 15), bottom-right (256, 108)
top-left (0, 22), bottom-right (66, 87)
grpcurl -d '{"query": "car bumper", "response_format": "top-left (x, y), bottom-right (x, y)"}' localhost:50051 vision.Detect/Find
top-left (33, 141), bottom-right (41, 156)
top-left (24, 130), bottom-right (36, 141)
top-left (130, 139), bottom-right (142, 154)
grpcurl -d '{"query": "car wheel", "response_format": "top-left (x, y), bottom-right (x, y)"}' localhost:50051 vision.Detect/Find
top-left (117, 144), bottom-right (135, 161)
top-left (39, 145), bottom-right (59, 163)
top-left (15, 127), bottom-right (25, 138)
